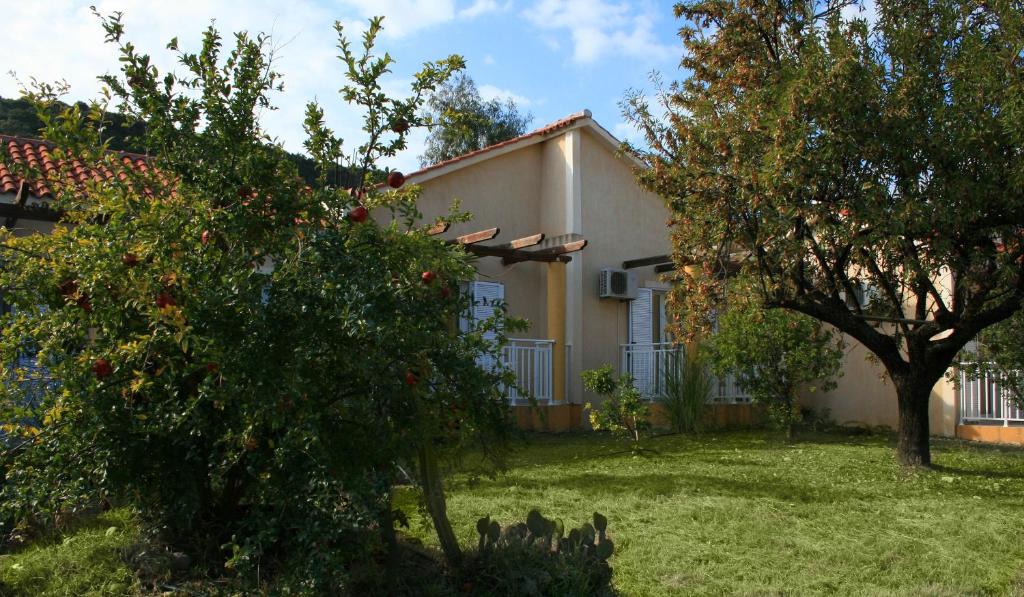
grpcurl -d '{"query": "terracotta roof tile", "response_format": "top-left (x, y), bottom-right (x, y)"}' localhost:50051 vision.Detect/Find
top-left (0, 135), bottom-right (153, 201)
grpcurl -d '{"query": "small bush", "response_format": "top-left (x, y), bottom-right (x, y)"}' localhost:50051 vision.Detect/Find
top-left (656, 349), bottom-right (711, 434)
top-left (582, 365), bottom-right (650, 444)
top-left (460, 510), bottom-right (616, 596)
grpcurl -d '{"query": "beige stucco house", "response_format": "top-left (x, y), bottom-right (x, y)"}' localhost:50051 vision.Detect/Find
top-left (4, 121), bottom-right (1020, 442)
top-left (373, 112), bottom-right (1023, 443)
top-left (374, 111), bottom-right (758, 430)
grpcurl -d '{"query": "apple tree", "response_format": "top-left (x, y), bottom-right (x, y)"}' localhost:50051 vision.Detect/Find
top-left (624, 0), bottom-right (1024, 466)
top-left (0, 13), bottom-right (516, 590)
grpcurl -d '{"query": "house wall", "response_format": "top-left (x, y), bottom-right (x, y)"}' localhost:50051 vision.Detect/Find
top-left (386, 144), bottom-right (551, 340)
top-left (800, 332), bottom-right (959, 438)
top-left (373, 123), bottom-right (672, 412)
top-left (577, 128), bottom-right (672, 406)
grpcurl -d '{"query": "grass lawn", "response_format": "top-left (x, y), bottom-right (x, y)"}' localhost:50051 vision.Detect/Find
top-left (403, 430), bottom-right (1024, 596)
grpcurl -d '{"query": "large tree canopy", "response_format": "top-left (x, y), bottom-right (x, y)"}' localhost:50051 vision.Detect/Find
top-left (0, 13), bottom-right (515, 591)
top-left (419, 73), bottom-right (532, 166)
top-left (625, 0), bottom-right (1024, 466)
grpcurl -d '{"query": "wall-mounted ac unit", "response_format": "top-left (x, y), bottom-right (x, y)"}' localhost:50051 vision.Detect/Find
top-left (599, 268), bottom-right (638, 300)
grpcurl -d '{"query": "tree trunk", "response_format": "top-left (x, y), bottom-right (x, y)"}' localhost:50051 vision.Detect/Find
top-left (894, 377), bottom-right (932, 468)
top-left (417, 445), bottom-right (462, 568)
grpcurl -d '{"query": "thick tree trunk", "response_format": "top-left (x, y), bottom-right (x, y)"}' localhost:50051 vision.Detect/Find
top-left (894, 377), bottom-right (932, 468)
top-left (417, 445), bottom-right (462, 568)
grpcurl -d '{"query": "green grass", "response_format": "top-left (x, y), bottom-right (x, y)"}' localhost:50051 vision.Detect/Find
top-left (403, 430), bottom-right (1024, 596)
top-left (0, 509), bottom-right (141, 597)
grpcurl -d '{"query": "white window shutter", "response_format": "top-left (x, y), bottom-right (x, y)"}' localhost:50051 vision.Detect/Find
top-left (628, 288), bottom-right (654, 396)
top-left (629, 288), bottom-right (653, 345)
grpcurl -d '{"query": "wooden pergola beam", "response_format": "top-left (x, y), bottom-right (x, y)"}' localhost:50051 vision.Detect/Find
top-left (452, 227), bottom-right (500, 245)
top-left (655, 263), bottom-right (675, 274)
top-left (623, 254), bottom-right (672, 269)
top-left (492, 233), bottom-right (544, 250)
top-left (425, 222), bottom-right (450, 236)
top-left (501, 238), bottom-right (588, 265)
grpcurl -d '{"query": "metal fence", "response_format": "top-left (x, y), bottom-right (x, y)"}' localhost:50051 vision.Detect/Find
top-left (959, 366), bottom-right (1024, 425)
top-left (619, 343), bottom-right (752, 404)
top-left (501, 339), bottom-right (554, 404)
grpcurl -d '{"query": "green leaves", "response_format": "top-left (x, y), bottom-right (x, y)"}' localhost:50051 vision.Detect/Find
top-left (0, 12), bottom-right (510, 590)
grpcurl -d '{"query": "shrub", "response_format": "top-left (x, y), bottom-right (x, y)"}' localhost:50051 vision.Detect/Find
top-left (704, 282), bottom-right (844, 438)
top-left (461, 510), bottom-right (616, 596)
top-left (0, 13), bottom-right (517, 593)
top-left (582, 365), bottom-right (650, 444)
top-left (656, 348), bottom-right (712, 434)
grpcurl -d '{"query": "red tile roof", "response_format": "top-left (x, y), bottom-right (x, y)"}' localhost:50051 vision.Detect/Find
top-left (0, 135), bottom-right (152, 200)
top-left (405, 109), bottom-right (592, 180)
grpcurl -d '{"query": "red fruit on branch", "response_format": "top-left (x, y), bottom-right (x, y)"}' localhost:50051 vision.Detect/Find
top-left (76, 294), bottom-right (93, 312)
top-left (347, 205), bottom-right (368, 223)
top-left (387, 171), bottom-right (405, 189)
top-left (122, 253), bottom-right (139, 267)
top-left (405, 370), bottom-right (419, 386)
top-left (201, 230), bottom-right (212, 246)
top-left (421, 271), bottom-right (436, 285)
top-left (440, 286), bottom-right (451, 299)
top-left (92, 358), bottom-right (113, 379)
top-left (156, 293), bottom-right (176, 309)
top-left (391, 118), bottom-right (410, 134)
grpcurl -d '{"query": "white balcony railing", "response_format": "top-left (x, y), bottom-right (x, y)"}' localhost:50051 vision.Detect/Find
top-left (500, 339), bottom-right (555, 404)
top-left (959, 366), bottom-right (1024, 426)
top-left (619, 343), bottom-right (752, 405)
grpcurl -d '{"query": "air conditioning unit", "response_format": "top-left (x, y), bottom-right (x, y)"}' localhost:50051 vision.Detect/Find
top-left (599, 268), bottom-right (638, 300)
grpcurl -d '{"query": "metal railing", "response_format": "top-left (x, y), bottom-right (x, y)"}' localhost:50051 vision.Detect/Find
top-left (959, 366), bottom-right (1024, 426)
top-left (501, 339), bottom-right (554, 404)
top-left (619, 343), bottom-right (752, 404)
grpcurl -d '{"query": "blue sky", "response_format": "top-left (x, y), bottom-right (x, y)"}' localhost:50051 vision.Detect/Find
top-left (1, 0), bottom-right (684, 172)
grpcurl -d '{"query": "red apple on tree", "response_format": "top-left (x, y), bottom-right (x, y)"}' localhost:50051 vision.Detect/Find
top-left (405, 370), bottom-right (419, 386)
top-left (387, 171), bottom-right (405, 189)
top-left (421, 271), bottom-right (436, 285)
top-left (156, 293), bottom-right (176, 309)
top-left (440, 286), bottom-right (451, 299)
top-left (347, 205), bottom-right (368, 223)
top-left (201, 230), bottom-right (212, 246)
top-left (92, 358), bottom-right (113, 379)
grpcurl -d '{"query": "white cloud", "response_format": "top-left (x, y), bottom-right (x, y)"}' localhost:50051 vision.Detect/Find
top-left (0, 0), bottom-right (441, 172)
top-left (458, 0), bottom-right (499, 18)
top-left (338, 0), bottom-right (456, 38)
top-left (478, 84), bottom-right (532, 107)
top-left (522, 0), bottom-right (674, 64)
top-left (482, 54), bottom-right (496, 65)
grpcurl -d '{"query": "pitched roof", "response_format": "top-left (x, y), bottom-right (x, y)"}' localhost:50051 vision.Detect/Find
top-left (0, 135), bottom-right (152, 200)
top-left (402, 109), bottom-right (643, 185)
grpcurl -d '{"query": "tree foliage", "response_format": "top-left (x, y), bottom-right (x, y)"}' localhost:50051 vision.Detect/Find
top-left (419, 73), bottom-right (532, 166)
top-left (704, 282), bottom-right (844, 436)
top-left (624, 0), bottom-right (1024, 465)
top-left (0, 12), bottom-right (516, 592)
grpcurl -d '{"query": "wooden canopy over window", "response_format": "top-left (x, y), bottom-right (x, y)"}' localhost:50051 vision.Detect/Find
top-left (427, 223), bottom-right (587, 265)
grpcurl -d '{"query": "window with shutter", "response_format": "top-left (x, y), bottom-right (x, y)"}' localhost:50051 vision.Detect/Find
top-left (628, 288), bottom-right (654, 395)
